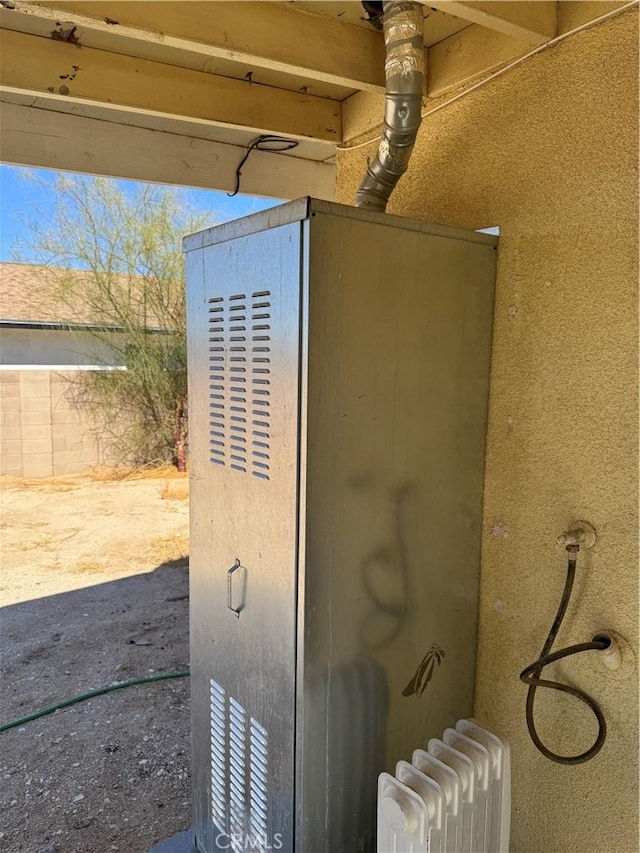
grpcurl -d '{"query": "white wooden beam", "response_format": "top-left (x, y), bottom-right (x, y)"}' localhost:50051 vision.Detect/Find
top-left (425, 1), bottom-right (556, 45)
top-left (14, 0), bottom-right (386, 93)
top-left (0, 28), bottom-right (341, 143)
top-left (0, 101), bottom-right (336, 201)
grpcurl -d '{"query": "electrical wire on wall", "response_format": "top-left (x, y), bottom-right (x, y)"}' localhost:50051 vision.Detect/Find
top-left (520, 534), bottom-right (609, 765)
top-left (227, 135), bottom-right (299, 197)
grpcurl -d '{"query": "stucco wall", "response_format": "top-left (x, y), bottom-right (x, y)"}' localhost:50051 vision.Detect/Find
top-left (337, 11), bottom-right (638, 853)
top-left (0, 370), bottom-right (105, 477)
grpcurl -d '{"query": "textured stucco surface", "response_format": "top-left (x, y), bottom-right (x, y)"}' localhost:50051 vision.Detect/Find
top-left (337, 11), bottom-right (638, 853)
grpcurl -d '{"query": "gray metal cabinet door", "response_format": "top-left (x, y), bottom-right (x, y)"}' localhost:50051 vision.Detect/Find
top-left (186, 222), bottom-right (302, 853)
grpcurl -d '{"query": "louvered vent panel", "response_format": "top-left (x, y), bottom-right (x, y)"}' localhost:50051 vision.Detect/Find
top-left (208, 298), bottom-right (226, 466)
top-left (210, 680), bottom-right (227, 830)
top-left (250, 291), bottom-right (272, 481)
top-left (228, 295), bottom-right (248, 473)
top-left (208, 293), bottom-right (250, 472)
top-left (209, 290), bottom-right (272, 480)
top-left (229, 697), bottom-right (247, 851)
top-left (209, 684), bottom-right (270, 846)
top-left (249, 719), bottom-right (269, 850)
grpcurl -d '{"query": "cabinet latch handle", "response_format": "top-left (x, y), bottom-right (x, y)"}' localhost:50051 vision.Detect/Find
top-left (227, 560), bottom-right (242, 617)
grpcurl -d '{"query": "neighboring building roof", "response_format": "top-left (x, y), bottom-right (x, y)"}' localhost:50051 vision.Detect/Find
top-left (1, 262), bottom-right (98, 325)
top-left (0, 262), bottom-right (169, 330)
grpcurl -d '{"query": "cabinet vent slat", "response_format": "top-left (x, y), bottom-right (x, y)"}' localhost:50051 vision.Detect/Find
top-left (209, 680), bottom-right (227, 830)
top-left (207, 291), bottom-right (272, 480)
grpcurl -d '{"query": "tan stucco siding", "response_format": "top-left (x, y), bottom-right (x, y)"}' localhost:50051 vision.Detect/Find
top-left (337, 11), bottom-right (638, 853)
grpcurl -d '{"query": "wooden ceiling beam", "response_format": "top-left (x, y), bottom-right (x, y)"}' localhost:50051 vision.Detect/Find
top-left (424, 1), bottom-right (557, 45)
top-left (11, 0), bottom-right (387, 93)
top-left (0, 101), bottom-right (336, 200)
top-left (0, 28), bottom-right (341, 143)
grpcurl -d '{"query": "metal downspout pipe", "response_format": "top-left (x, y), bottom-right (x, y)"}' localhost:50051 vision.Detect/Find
top-left (355, 1), bottom-right (425, 211)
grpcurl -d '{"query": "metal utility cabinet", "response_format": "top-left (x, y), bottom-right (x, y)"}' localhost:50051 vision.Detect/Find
top-left (184, 198), bottom-right (497, 853)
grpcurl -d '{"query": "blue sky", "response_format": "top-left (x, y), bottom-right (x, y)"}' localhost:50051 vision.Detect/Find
top-left (0, 164), bottom-right (280, 264)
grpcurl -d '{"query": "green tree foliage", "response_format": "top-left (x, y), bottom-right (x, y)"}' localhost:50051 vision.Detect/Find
top-left (16, 173), bottom-right (210, 467)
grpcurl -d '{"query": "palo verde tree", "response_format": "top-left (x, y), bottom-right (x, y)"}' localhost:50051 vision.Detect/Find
top-left (16, 172), bottom-right (211, 468)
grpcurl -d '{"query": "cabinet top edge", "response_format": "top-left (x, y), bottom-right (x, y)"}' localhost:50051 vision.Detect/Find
top-left (182, 197), bottom-right (498, 253)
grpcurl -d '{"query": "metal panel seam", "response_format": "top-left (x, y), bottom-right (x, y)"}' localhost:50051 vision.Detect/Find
top-left (293, 216), bottom-right (310, 853)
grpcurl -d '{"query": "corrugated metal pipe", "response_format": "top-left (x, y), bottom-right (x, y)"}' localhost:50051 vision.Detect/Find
top-left (355, 1), bottom-right (425, 211)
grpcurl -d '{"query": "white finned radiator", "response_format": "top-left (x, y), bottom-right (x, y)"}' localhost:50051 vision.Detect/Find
top-left (377, 720), bottom-right (510, 853)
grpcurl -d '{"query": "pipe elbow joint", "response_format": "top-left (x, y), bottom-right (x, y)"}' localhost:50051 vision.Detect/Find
top-left (356, 1), bottom-right (425, 212)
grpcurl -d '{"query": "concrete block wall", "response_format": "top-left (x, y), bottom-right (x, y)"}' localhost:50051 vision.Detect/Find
top-left (0, 370), bottom-right (104, 477)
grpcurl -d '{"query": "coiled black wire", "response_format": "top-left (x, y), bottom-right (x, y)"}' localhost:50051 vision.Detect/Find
top-left (227, 134), bottom-right (299, 197)
top-left (519, 545), bottom-right (608, 764)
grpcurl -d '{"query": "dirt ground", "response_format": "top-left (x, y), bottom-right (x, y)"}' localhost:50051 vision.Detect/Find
top-left (0, 470), bottom-right (191, 853)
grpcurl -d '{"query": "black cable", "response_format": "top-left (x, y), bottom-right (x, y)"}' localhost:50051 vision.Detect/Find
top-left (227, 135), bottom-right (299, 197)
top-left (519, 545), bottom-right (608, 764)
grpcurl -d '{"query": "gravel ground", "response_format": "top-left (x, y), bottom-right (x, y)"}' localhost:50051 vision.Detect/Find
top-left (0, 472), bottom-right (191, 853)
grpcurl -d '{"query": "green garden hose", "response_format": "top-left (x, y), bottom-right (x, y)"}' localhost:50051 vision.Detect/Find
top-left (0, 670), bottom-right (190, 733)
